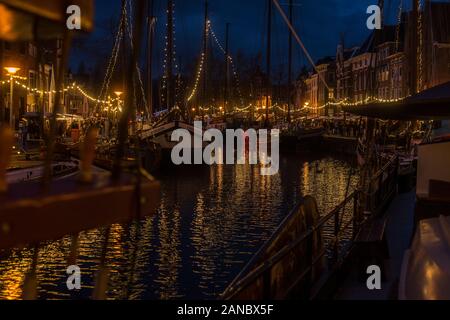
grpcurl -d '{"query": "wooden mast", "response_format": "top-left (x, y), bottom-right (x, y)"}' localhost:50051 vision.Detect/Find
top-left (265, 0), bottom-right (272, 128)
top-left (224, 22), bottom-right (230, 118)
top-left (146, 0), bottom-right (155, 118)
top-left (202, 0), bottom-right (208, 122)
top-left (410, 0), bottom-right (419, 95)
top-left (287, 0), bottom-right (293, 123)
top-left (166, 0), bottom-right (174, 111)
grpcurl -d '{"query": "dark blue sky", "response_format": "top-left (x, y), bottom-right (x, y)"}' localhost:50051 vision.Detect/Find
top-left (72, 0), bottom-right (416, 76)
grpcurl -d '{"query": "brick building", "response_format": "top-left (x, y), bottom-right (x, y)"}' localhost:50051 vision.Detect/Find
top-left (0, 39), bottom-right (62, 129)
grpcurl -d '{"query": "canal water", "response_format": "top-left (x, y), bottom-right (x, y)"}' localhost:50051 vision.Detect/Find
top-left (0, 153), bottom-right (357, 300)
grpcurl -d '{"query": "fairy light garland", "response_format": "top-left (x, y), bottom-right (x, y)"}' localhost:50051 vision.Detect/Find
top-left (162, 0), bottom-right (181, 107)
top-left (96, 2), bottom-right (126, 108)
top-left (395, 0), bottom-right (403, 52)
top-left (299, 95), bottom-right (410, 111)
top-left (125, 0), bottom-right (148, 113)
top-left (12, 79), bottom-right (118, 106)
top-left (208, 20), bottom-right (244, 105)
top-left (417, 0), bottom-right (424, 92)
top-left (234, 105), bottom-right (251, 112)
top-left (187, 51), bottom-right (207, 102)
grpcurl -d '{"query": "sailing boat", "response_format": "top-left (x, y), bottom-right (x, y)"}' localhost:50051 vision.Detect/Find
top-left (0, 0), bottom-right (161, 300)
top-left (139, 0), bottom-right (206, 163)
top-left (343, 0), bottom-right (450, 300)
top-left (277, 0), bottom-right (325, 153)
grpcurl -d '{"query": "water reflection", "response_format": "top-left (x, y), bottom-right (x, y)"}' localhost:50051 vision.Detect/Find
top-left (0, 154), bottom-right (357, 299)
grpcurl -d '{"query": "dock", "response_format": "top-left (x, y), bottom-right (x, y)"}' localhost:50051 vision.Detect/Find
top-left (334, 190), bottom-right (416, 300)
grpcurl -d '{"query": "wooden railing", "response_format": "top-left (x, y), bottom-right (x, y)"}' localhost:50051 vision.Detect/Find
top-left (223, 156), bottom-right (399, 300)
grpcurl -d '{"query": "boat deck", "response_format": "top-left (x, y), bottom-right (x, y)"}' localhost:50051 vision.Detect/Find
top-left (8, 154), bottom-right (43, 170)
top-left (334, 190), bottom-right (416, 300)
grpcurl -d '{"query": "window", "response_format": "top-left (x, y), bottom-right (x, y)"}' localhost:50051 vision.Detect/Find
top-left (28, 43), bottom-right (37, 57)
top-left (29, 71), bottom-right (37, 89)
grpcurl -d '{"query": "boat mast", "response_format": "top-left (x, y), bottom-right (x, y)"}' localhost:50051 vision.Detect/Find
top-left (410, 0), bottom-right (418, 95)
top-left (224, 22), bottom-right (230, 118)
top-left (121, 0), bottom-right (127, 101)
top-left (166, 0), bottom-right (174, 111)
top-left (202, 0), bottom-right (209, 122)
top-left (146, 0), bottom-right (155, 118)
top-left (265, 0), bottom-right (272, 128)
top-left (287, 0), bottom-right (293, 123)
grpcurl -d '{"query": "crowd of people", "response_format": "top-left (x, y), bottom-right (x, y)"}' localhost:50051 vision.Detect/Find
top-left (322, 118), bottom-right (366, 138)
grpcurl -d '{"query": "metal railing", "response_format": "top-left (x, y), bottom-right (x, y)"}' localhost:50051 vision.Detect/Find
top-left (224, 156), bottom-right (399, 299)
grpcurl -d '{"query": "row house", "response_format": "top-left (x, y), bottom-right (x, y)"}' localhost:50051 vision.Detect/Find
top-left (349, 51), bottom-right (376, 103)
top-left (335, 45), bottom-right (359, 103)
top-left (295, 2), bottom-right (450, 117)
top-left (0, 39), bottom-right (62, 129)
top-left (375, 23), bottom-right (408, 101)
top-left (371, 2), bottom-right (450, 100)
top-left (65, 72), bottom-right (90, 117)
top-left (333, 21), bottom-right (408, 105)
top-left (299, 57), bottom-right (336, 116)
top-left (387, 52), bottom-right (409, 100)
top-left (421, 1), bottom-right (450, 89)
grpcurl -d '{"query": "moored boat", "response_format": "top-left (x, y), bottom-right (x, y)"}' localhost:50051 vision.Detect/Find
top-left (222, 196), bottom-right (327, 300)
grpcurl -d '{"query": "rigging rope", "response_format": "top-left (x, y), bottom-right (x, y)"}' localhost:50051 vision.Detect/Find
top-left (395, 0), bottom-right (403, 52)
top-left (208, 21), bottom-right (245, 105)
top-left (271, 0), bottom-right (330, 91)
top-left (126, 0), bottom-right (149, 115)
top-left (96, 3), bottom-right (126, 110)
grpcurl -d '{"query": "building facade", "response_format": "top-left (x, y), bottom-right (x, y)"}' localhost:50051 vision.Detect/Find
top-left (0, 39), bottom-right (62, 129)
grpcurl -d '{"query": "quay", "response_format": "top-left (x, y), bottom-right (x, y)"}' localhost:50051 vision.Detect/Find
top-left (0, 0), bottom-right (449, 302)
top-left (334, 190), bottom-right (416, 300)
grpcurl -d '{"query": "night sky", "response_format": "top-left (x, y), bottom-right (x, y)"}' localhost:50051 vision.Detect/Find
top-left (71, 0), bottom-right (416, 78)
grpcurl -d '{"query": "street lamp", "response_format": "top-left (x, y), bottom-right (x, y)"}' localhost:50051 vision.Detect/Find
top-left (114, 91), bottom-right (123, 112)
top-left (114, 91), bottom-right (123, 111)
top-left (4, 67), bottom-right (20, 128)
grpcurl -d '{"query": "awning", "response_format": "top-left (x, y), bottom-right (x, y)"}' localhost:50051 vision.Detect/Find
top-left (343, 81), bottom-right (450, 120)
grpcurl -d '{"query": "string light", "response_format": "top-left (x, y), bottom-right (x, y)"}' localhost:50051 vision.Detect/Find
top-left (187, 51), bottom-right (207, 102)
top-left (208, 20), bottom-right (244, 105)
top-left (12, 79), bottom-right (118, 107)
top-left (395, 0), bottom-right (403, 52)
top-left (417, 0), bottom-right (424, 92)
top-left (234, 105), bottom-right (251, 112)
top-left (125, 0), bottom-right (148, 113)
top-left (186, 14), bottom-right (212, 103)
top-left (299, 95), bottom-right (410, 111)
top-left (161, 0), bottom-right (181, 108)
top-left (96, 2), bottom-right (126, 108)
top-left (11, 75), bottom-right (28, 81)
